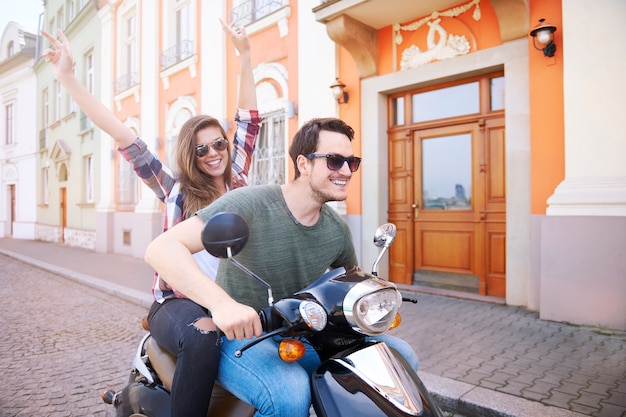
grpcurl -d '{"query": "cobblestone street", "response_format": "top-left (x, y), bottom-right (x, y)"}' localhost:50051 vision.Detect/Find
top-left (0, 254), bottom-right (145, 416)
top-left (2, 243), bottom-right (624, 417)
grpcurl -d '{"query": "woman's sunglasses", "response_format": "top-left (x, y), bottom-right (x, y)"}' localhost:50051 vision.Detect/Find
top-left (305, 153), bottom-right (362, 172)
top-left (195, 138), bottom-right (229, 158)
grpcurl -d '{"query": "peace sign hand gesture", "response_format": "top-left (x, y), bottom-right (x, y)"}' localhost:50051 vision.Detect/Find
top-left (41, 29), bottom-right (74, 81)
top-left (219, 17), bottom-right (251, 56)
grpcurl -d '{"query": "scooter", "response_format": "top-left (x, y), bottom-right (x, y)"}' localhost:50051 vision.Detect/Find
top-left (102, 212), bottom-right (444, 417)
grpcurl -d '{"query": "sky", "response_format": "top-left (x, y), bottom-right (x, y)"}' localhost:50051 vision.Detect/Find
top-left (0, 0), bottom-right (45, 35)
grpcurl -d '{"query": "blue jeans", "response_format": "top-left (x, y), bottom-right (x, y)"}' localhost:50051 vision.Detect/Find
top-left (147, 298), bottom-right (221, 417)
top-left (217, 334), bottom-right (419, 417)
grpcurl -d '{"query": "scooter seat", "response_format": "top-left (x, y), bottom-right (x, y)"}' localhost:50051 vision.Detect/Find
top-left (145, 337), bottom-right (176, 390)
top-left (145, 337), bottom-right (255, 416)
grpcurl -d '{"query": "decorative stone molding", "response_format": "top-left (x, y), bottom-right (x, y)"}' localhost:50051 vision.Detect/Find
top-left (395, 0), bottom-right (480, 70)
top-left (325, 14), bottom-right (378, 78)
top-left (160, 55), bottom-right (198, 90)
top-left (244, 5), bottom-right (291, 38)
top-left (547, 176), bottom-right (626, 216)
top-left (315, 0), bottom-right (529, 78)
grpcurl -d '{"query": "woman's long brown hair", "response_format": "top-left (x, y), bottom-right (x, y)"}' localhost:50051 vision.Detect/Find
top-left (175, 115), bottom-right (232, 219)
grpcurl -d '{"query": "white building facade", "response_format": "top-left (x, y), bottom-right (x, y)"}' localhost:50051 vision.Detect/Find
top-left (0, 22), bottom-right (38, 239)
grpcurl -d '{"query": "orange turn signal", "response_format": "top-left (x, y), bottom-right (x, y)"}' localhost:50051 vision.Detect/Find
top-left (278, 339), bottom-right (306, 362)
top-left (389, 313), bottom-right (402, 330)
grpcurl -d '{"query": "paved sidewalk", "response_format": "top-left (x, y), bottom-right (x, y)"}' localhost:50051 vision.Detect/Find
top-left (1, 237), bottom-right (624, 417)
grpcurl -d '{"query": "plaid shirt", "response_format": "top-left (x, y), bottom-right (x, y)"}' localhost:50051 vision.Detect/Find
top-left (118, 109), bottom-right (262, 301)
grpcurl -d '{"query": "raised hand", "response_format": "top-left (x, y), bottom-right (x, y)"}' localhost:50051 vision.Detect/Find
top-left (219, 17), bottom-right (251, 56)
top-left (41, 29), bottom-right (74, 80)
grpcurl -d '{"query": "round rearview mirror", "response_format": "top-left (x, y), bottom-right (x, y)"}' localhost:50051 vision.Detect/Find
top-left (201, 212), bottom-right (249, 258)
top-left (373, 223), bottom-right (397, 249)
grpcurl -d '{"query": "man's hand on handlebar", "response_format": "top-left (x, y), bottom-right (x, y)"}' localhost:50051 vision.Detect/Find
top-left (211, 299), bottom-right (263, 341)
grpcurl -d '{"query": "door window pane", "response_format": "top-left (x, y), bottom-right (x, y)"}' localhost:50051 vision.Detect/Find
top-left (391, 96), bottom-right (405, 126)
top-left (422, 133), bottom-right (471, 210)
top-left (490, 76), bottom-right (505, 111)
top-left (412, 82), bottom-right (479, 123)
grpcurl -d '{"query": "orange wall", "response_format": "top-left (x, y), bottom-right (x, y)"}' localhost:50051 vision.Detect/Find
top-left (376, 0), bottom-right (565, 216)
top-left (378, 1), bottom-right (501, 75)
top-left (337, 46), bottom-right (361, 216)
top-left (528, 0), bottom-right (564, 215)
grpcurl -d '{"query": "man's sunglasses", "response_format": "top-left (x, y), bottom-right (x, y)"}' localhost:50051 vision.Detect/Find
top-left (195, 138), bottom-right (229, 158)
top-left (305, 153), bottom-right (362, 172)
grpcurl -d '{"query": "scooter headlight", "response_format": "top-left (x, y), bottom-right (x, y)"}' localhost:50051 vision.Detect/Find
top-left (344, 280), bottom-right (402, 335)
top-left (299, 300), bottom-right (327, 331)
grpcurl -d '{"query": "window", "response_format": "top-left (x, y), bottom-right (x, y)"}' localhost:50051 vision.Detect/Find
top-left (118, 159), bottom-right (138, 208)
top-left (117, 155), bottom-right (138, 209)
top-left (117, 126), bottom-right (139, 209)
top-left (85, 155), bottom-right (94, 203)
top-left (43, 168), bottom-right (49, 205)
top-left (66, 0), bottom-right (75, 23)
top-left (490, 76), bottom-right (505, 111)
top-left (85, 52), bottom-right (94, 94)
top-left (391, 96), bottom-right (405, 127)
top-left (5, 103), bottom-right (14, 145)
top-left (43, 88), bottom-right (49, 127)
top-left (116, 10), bottom-right (138, 93)
top-left (167, 107), bottom-right (193, 167)
top-left (422, 134), bottom-right (472, 210)
top-left (57, 8), bottom-right (65, 30)
top-left (160, 0), bottom-right (194, 69)
top-left (41, 88), bottom-right (49, 148)
top-left (249, 111), bottom-right (286, 185)
top-left (81, 52), bottom-right (94, 129)
top-left (68, 67), bottom-right (76, 113)
top-left (55, 80), bottom-right (62, 121)
top-left (125, 14), bottom-right (138, 84)
top-left (412, 82), bottom-right (480, 123)
top-left (176, 1), bottom-right (192, 45)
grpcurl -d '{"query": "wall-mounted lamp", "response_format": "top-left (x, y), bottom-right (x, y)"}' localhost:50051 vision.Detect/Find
top-left (330, 78), bottom-right (349, 104)
top-left (529, 18), bottom-right (557, 57)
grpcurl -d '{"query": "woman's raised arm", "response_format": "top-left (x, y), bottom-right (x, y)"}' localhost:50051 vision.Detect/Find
top-left (41, 29), bottom-right (136, 149)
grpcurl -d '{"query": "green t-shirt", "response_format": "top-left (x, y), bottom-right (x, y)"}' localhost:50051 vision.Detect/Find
top-left (196, 184), bottom-right (358, 311)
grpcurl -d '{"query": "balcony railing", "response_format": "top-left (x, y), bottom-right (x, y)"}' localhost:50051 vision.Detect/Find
top-left (231, 0), bottom-right (284, 26)
top-left (114, 72), bottom-right (139, 94)
top-left (159, 40), bottom-right (194, 70)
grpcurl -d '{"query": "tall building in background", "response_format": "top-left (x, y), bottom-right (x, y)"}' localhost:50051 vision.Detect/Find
top-left (0, 22), bottom-right (38, 239)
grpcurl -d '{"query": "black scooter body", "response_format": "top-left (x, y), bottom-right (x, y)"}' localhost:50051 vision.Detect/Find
top-left (311, 344), bottom-right (442, 417)
top-left (114, 373), bottom-right (170, 417)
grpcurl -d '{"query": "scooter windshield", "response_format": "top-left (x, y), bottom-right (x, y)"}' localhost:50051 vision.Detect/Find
top-left (327, 342), bottom-right (425, 415)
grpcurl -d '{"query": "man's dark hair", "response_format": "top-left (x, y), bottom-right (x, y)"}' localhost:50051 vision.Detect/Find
top-left (288, 118), bottom-right (355, 179)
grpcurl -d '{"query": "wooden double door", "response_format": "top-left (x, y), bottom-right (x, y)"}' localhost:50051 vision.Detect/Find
top-left (388, 118), bottom-right (506, 297)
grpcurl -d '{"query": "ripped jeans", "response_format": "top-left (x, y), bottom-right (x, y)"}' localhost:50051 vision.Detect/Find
top-left (147, 298), bottom-right (221, 417)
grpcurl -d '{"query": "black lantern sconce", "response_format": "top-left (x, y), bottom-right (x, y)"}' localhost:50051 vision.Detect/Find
top-left (330, 78), bottom-right (349, 104)
top-left (529, 18), bottom-right (557, 57)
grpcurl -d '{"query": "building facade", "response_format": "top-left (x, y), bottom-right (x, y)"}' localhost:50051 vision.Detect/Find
top-left (313, 0), bottom-right (626, 330)
top-left (34, 0), bottom-right (102, 248)
top-left (29, 0), bottom-right (625, 331)
top-left (0, 22), bottom-right (38, 240)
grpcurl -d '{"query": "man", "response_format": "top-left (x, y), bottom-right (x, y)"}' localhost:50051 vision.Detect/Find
top-left (145, 117), bottom-right (419, 417)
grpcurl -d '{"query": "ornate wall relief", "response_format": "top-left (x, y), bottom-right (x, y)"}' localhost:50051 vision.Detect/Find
top-left (394, 0), bottom-right (481, 70)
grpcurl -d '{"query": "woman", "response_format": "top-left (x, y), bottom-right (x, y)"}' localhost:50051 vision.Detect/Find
top-left (42, 19), bottom-right (261, 417)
